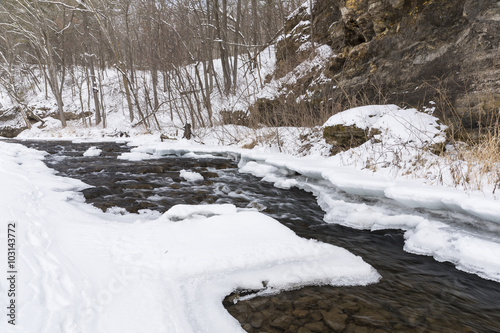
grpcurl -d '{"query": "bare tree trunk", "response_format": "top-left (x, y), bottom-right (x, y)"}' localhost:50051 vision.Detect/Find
top-left (84, 0), bottom-right (135, 123)
top-left (195, 62), bottom-right (213, 126)
top-left (45, 36), bottom-right (67, 127)
top-left (213, 0), bottom-right (231, 95)
top-left (207, 1), bottom-right (215, 93)
top-left (252, 0), bottom-right (259, 63)
top-left (98, 67), bottom-right (106, 128)
top-left (89, 59), bottom-right (102, 125)
top-left (82, 6), bottom-right (101, 125)
top-left (232, 0), bottom-right (242, 94)
top-left (150, 4), bottom-right (160, 111)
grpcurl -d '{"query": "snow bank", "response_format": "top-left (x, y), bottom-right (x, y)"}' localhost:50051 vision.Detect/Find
top-left (237, 152), bottom-right (500, 282)
top-left (0, 141), bottom-right (379, 333)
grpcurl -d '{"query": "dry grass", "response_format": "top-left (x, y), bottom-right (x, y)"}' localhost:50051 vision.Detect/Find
top-left (444, 133), bottom-right (500, 192)
top-left (418, 76), bottom-right (500, 192)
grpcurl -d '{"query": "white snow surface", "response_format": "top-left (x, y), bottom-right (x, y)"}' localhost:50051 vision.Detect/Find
top-left (179, 169), bottom-right (204, 182)
top-left (0, 141), bottom-right (379, 333)
top-left (83, 146), bottom-right (102, 157)
top-left (323, 104), bottom-right (446, 147)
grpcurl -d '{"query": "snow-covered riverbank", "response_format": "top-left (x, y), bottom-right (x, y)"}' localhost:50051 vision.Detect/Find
top-left (0, 141), bottom-right (379, 333)
top-left (119, 131), bottom-right (500, 284)
top-left (2, 104), bottom-right (500, 332)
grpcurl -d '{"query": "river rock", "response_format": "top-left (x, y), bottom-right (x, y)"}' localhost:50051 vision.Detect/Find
top-left (137, 166), bottom-right (164, 174)
top-left (124, 183), bottom-right (154, 190)
top-left (304, 321), bottom-right (326, 332)
top-left (83, 186), bottom-right (114, 199)
top-left (344, 324), bottom-right (370, 333)
top-left (310, 310), bottom-right (323, 321)
top-left (231, 302), bottom-right (250, 315)
top-left (321, 309), bottom-right (347, 332)
top-left (242, 323), bottom-right (252, 331)
top-left (292, 309), bottom-right (310, 319)
top-left (293, 296), bottom-right (317, 310)
top-left (297, 327), bottom-right (312, 333)
top-left (352, 314), bottom-right (389, 328)
top-left (248, 312), bottom-right (264, 329)
top-left (270, 315), bottom-right (294, 330)
top-left (249, 298), bottom-right (271, 312)
top-left (342, 301), bottom-right (360, 314)
top-left (317, 300), bottom-right (331, 311)
top-left (271, 297), bottom-right (293, 311)
top-left (200, 171), bottom-right (218, 178)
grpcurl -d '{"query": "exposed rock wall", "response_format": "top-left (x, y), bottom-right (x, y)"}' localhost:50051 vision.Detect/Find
top-left (265, 0), bottom-right (499, 137)
top-left (0, 107), bottom-right (27, 138)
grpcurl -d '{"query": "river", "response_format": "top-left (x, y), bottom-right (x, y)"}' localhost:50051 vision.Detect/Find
top-left (12, 140), bottom-right (500, 332)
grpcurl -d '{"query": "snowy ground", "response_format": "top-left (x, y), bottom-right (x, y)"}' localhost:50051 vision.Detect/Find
top-left (0, 141), bottom-right (379, 333)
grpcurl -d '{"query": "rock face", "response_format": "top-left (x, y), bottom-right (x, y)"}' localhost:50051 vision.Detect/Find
top-left (261, 0), bottom-right (499, 137)
top-left (0, 107), bottom-right (28, 138)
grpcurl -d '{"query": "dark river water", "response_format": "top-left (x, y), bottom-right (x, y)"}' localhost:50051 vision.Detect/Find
top-left (10, 139), bottom-right (500, 333)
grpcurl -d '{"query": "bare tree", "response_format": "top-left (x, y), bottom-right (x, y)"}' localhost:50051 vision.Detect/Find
top-left (0, 0), bottom-right (296, 130)
top-left (1, 0), bottom-right (72, 127)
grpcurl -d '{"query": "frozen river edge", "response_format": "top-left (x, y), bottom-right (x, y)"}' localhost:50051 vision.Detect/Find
top-left (123, 139), bottom-right (500, 284)
top-left (0, 140), bottom-right (379, 333)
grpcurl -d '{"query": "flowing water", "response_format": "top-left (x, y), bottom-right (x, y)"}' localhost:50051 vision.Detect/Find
top-left (10, 140), bottom-right (500, 332)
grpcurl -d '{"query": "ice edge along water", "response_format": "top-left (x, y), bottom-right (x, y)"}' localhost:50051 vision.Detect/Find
top-left (120, 131), bottom-right (500, 285)
top-left (0, 141), bottom-right (379, 333)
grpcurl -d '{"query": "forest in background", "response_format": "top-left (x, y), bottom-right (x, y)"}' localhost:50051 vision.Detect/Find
top-left (0, 0), bottom-right (301, 129)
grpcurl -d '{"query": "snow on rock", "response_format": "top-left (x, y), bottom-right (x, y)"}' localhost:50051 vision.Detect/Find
top-left (83, 146), bottom-right (102, 157)
top-left (180, 169), bottom-right (204, 182)
top-left (0, 141), bottom-right (379, 333)
top-left (323, 104), bottom-right (446, 147)
top-left (257, 44), bottom-right (335, 102)
top-left (239, 161), bottom-right (279, 177)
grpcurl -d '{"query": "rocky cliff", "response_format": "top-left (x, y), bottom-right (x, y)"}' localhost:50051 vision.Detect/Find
top-left (258, 0), bottom-right (499, 139)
